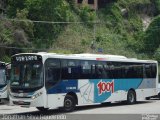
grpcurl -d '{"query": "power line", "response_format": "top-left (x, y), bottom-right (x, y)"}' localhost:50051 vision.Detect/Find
top-left (2, 18), bottom-right (100, 24)
top-left (3, 18), bottom-right (160, 31)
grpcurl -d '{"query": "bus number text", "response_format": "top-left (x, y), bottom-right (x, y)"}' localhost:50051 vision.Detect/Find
top-left (97, 80), bottom-right (114, 95)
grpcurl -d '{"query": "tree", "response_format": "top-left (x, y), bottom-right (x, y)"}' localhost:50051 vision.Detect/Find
top-left (142, 15), bottom-right (160, 53)
top-left (7, 0), bottom-right (73, 48)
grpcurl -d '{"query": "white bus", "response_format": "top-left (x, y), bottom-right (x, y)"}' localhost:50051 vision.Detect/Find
top-left (9, 53), bottom-right (158, 112)
top-left (0, 61), bottom-right (8, 102)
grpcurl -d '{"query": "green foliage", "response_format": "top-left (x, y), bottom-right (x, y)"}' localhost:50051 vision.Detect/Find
top-left (7, 0), bottom-right (26, 17)
top-left (51, 0), bottom-right (155, 59)
top-left (118, 0), bottom-right (151, 9)
top-left (0, 20), bottom-right (13, 60)
top-left (79, 6), bottom-right (96, 22)
top-left (25, 0), bottom-right (74, 48)
top-left (0, 21), bottom-right (14, 45)
top-left (14, 9), bottom-right (34, 39)
top-left (7, 0), bottom-right (74, 48)
top-left (25, 0), bottom-right (73, 22)
top-left (142, 15), bottom-right (160, 53)
top-left (154, 47), bottom-right (160, 62)
top-left (101, 2), bottom-right (122, 23)
top-left (1, 56), bottom-right (11, 63)
top-left (155, 0), bottom-right (160, 14)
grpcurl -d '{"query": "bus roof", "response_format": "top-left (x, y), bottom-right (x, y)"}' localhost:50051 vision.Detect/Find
top-left (12, 52), bottom-right (158, 63)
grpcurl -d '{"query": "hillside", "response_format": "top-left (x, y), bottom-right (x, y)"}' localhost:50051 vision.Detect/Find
top-left (52, 0), bottom-right (160, 59)
top-left (0, 0), bottom-right (160, 62)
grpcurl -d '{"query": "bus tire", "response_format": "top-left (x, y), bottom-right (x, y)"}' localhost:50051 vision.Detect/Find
top-left (36, 107), bottom-right (49, 111)
top-left (127, 90), bottom-right (136, 104)
top-left (63, 95), bottom-right (76, 112)
top-left (145, 97), bottom-right (150, 100)
top-left (101, 102), bottom-right (111, 106)
top-left (158, 93), bottom-right (160, 99)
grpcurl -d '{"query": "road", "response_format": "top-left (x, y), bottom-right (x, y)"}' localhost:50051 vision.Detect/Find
top-left (0, 99), bottom-right (160, 120)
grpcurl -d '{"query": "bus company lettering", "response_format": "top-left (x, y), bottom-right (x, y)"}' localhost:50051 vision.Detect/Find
top-left (97, 80), bottom-right (114, 95)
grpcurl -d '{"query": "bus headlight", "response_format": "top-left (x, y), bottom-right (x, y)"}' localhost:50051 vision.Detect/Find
top-left (32, 92), bottom-right (43, 100)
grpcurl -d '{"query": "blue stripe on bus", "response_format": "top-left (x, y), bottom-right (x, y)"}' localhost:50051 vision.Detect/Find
top-left (46, 79), bottom-right (143, 93)
top-left (47, 80), bottom-right (79, 94)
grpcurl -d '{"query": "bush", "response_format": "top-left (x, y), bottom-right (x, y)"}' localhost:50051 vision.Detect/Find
top-left (1, 56), bottom-right (11, 63)
top-left (154, 47), bottom-right (160, 62)
top-left (79, 5), bottom-right (96, 26)
top-left (143, 15), bottom-right (160, 53)
top-left (155, 0), bottom-right (160, 14)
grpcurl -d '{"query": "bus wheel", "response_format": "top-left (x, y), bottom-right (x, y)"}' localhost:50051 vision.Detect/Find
top-left (158, 93), bottom-right (160, 99)
top-left (36, 107), bottom-right (49, 111)
top-left (145, 97), bottom-right (150, 100)
top-left (127, 90), bottom-right (136, 104)
top-left (63, 95), bottom-right (76, 112)
top-left (101, 102), bottom-right (111, 106)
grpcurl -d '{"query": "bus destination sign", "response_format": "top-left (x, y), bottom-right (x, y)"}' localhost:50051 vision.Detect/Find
top-left (12, 55), bottom-right (42, 62)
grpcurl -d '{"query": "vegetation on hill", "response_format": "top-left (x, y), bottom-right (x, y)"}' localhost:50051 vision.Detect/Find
top-left (0, 0), bottom-right (160, 62)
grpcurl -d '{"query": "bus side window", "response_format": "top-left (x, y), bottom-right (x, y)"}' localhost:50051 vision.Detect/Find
top-left (144, 64), bottom-right (152, 78)
top-left (144, 63), bottom-right (157, 78)
top-left (61, 59), bottom-right (80, 79)
top-left (80, 61), bottom-right (91, 79)
top-left (95, 62), bottom-right (108, 79)
top-left (80, 60), bottom-right (97, 79)
top-left (45, 59), bottom-right (60, 88)
top-left (127, 65), bottom-right (134, 78)
top-left (151, 63), bottom-right (157, 78)
top-left (108, 63), bottom-right (114, 79)
top-left (68, 60), bottom-right (80, 79)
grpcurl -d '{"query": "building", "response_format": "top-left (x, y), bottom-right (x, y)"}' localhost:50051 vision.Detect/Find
top-left (76, 0), bottom-right (112, 10)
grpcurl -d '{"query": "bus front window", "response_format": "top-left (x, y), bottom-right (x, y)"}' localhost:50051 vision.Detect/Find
top-left (11, 63), bottom-right (43, 88)
top-left (0, 69), bottom-right (6, 85)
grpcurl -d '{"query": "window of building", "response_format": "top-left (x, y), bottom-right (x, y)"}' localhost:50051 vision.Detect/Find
top-left (88, 0), bottom-right (94, 4)
top-left (78, 0), bottom-right (83, 4)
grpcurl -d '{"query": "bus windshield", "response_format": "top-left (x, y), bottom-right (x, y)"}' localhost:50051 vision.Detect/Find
top-left (0, 69), bottom-right (6, 85)
top-left (10, 63), bottom-right (43, 88)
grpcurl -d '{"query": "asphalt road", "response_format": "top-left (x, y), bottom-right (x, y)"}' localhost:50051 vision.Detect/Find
top-left (0, 99), bottom-right (160, 120)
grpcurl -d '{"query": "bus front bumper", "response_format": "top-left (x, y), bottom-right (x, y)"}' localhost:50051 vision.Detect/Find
top-left (9, 94), bottom-right (45, 108)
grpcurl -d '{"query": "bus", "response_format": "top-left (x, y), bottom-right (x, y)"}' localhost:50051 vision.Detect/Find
top-left (0, 61), bottom-right (8, 102)
top-left (9, 53), bottom-right (158, 112)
